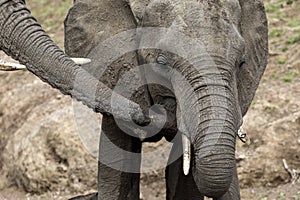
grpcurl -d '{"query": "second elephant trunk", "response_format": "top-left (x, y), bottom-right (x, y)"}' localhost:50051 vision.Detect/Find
top-left (0, 0), bottom-right (147, 124)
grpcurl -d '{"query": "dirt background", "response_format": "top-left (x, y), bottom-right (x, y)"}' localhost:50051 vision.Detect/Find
top-left (0, 0), bottom-right (299, 199)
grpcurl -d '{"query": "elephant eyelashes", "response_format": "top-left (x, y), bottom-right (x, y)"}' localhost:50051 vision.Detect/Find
top-left (156, 54), bottom-right (169, 65)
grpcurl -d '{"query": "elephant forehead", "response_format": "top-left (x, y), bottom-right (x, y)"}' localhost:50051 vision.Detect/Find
top-left (135, 0), bottom-right (244, 57)
top-left (136, 0), bottom-right (242, 29)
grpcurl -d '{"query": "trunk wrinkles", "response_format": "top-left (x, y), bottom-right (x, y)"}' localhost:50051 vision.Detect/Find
top-left (173, 58), bottom-right (239, 197)
top-left (0, 0), bottom-right (149, 127)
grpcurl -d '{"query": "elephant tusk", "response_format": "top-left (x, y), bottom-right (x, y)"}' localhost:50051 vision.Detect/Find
top-left (0, 57), bottom-right (91, 71)
top-left (70, 57), bottom-right (92, 65)
top-left (182, 134), bottom-right (191, 176)
top-left (0, 59), bottom-right (26, 71)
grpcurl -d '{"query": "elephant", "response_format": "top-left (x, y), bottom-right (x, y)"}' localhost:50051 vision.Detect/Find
top-left (0, 0), bottom-right (268, 199)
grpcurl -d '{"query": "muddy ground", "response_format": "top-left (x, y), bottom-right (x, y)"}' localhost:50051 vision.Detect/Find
top-left (0, 0), bottom-right (299, 199)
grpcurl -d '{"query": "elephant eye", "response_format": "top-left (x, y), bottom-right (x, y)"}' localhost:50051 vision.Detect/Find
top-left (156, 54), bottom-right (169, 65)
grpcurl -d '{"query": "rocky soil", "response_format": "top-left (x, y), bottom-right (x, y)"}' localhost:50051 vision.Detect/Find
top-left (0, 0), bottom-right (299, 199)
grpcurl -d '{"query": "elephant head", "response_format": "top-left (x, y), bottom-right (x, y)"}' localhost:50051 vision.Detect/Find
top-left (131, 0), bottom-right (268, 198)
top-left (0, 0), bottom-right (268, 199)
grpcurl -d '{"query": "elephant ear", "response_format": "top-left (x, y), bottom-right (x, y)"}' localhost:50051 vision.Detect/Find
top-left (238, 0), bottom-right (268, 116)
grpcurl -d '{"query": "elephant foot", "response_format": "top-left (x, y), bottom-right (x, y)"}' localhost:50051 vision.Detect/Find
top-left (69, 192), bottom-right (98, 200)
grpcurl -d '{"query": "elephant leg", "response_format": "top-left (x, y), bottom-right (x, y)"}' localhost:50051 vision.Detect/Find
top-left (98, 115), bottom-right (142, 200)
top-left (166, 135), bottom-right (204, 200)
top-left (213, 165), bottom-right (240, 200)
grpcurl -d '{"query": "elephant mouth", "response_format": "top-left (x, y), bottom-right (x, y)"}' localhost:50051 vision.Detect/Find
top-left (142, 119), bottom-right (178, 142)
top-left (140, 88), bottom-right (178, 142)
top-left (143, 125), bottom-right (191, 176)
top-left (142, 101), bottom-right (192, 176)
top-left (148, 127), bottom-right (178, 142)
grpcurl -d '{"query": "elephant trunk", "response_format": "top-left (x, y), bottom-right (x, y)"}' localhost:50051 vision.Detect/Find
top-left (179, 63), bottom-right (239, 198)
top-left (0, 0), bottom-right (146, 124)
top-left (194, 92), bottom-right (237, 197)
top-left (192, 112), bottom-right (236, 197)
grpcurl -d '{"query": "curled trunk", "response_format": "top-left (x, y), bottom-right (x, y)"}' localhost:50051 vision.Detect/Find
top-left (176, 62), bottom-right (239, 198)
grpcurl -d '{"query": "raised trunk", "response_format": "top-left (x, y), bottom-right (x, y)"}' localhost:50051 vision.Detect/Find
top-left (0, 0), bottom-right (147, 124)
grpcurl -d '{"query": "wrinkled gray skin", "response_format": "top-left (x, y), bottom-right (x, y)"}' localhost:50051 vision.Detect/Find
top-left (0, 0), bottom-right (268, 199)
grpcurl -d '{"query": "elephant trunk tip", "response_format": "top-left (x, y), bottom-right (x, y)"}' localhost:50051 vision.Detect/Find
top-left (192, 147), bottom-right (235, 198)
top-left (192, 164), bottom-right (234, 198)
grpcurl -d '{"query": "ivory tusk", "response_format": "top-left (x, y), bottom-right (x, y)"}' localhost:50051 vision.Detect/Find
top-left (0, 57), bottom-right (91, 71)
top-left (0, 60), bottom-right (26, 71)
top-left (182, 134), bottom-right (191, 176)
top-left (70, 57), bottom-right (92, 65)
